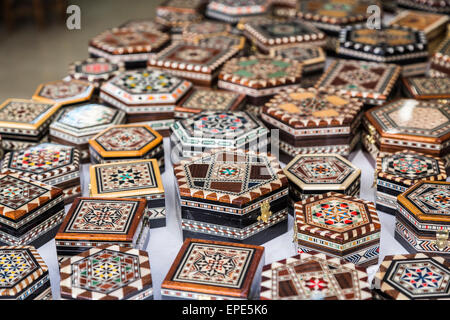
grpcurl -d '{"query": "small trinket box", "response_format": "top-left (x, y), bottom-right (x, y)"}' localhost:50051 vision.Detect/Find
top-left (89, 124), bottom-right (164, 172)
top-left (170, 111), bottom-right (269, 163)
top-left (375, 150), bottom-right (447, 216)
top-left (32, 80), bottom-right (94, 107)
top-left (2, 143), bottom-right (82, 204)
top-left (148, 42), bottom-right (239, 87)
top-left (430, 37), bottom-right (450, 77)
top-left (261, 87), bottom-right (363, 160)
top-left (0, 172), bottom-right (64, 248)
top-left (55, 198), bottom-right (149, 258)
top-left (90, 159), bottom-right (166, 228)
top-left (294, 192), bottom-right (381, 268)
top-left (68, 58), bottom-right (124, 90)
top-left (284, 154), bottom-right (361, 211)
top-left (0, 99), bottom-right (61, 151)
top-left (270, 46), bottom-right (326, 75)
top-left (181, 21), bottom-right (231, 43)
top-left (0, 246), bottom-right (52, 300)
top-left (218, 55), bottom-right (303, 106)
top-left (396, 181), bottom-right (450, 258)
top-left (175, 86), bottom-right (246, 119)
top-left (174, 149), bottom-right (288, 244)
top-left (337, 24), bottom-right (429, 77)
top-left (397, 0), bottom-right (450, 14)
top-left (244, 19), bottom-right (326, 54)
top-left (402, 76), bottom-right (450, 100)
top-left (49, 103), bottom-right (126, 162)
top-left (373, 253), bottom-right (450, 300)
top-left (260, 251), bottom-right (372, 300)
top-left (60, 245), bottom-right (153, 300)
top-left (89, 27), bottom-right (170, 69)
top-left (362, 99), bottom-right (450, 170)
top-left (206, 0), bottom-right (271, 23)
top-left (99, 69), bottom-right (192, 123)
top-left (161, 238), bottom-right (264, 300)
top-left (315, 59), bottom-right (401, 108)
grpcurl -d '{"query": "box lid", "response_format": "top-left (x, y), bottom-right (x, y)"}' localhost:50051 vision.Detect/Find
top-left (374, 253), bottom-right (450, 300)
top-left (174, 149), bottom-right (288, 208)
top-left (262, 87), bottom-right (363, 134)
top-left (207, 0), bottom-right (271, 18)
top-left (337, 24), bottom-right (428, 64)
top-left (162, 238), bottom-right (264, 299)
top-left (389, 10), bottom-right (449, 38)
top-left (32, 80), bottom-right (94, 106)
top-left (182, 21), bottom-right (231, 41)
top-left (56, 197), bottom-right (146, 243)
top-left (295, 192), bottom-right (380, 244)
top-left (60, 245), bottom-right (152, 300)
top-left (402, 76), bottom-right (450, 100)
top-left (0, 99), bottom-right (61, 133)
top-left (68, 58), bottom-right (124, 86)
top-left (377, 150), bottom-right (447, 187)
top-left (284, 154), bottom-right (361, 192)
top-left (49, 103), bottom-right (126, 141)
top-left (90, 159), bottom-right (164, 198)
top-left (1, 143), bottom-right (80, 183)
top-left (315, 59), bottom-right (401, 104)
top-left (270, 46), bottom-right (326, 73)
top-left (0, 173), bottom-right (63, 221)
top-left (260, 251), bottom-right (372, 300)
top-left (0, 246), bottom-right (49, 299)
top-left (100, 69), bottom-right (192, 106)
top-left (89, 124), bottom-right (162, 158)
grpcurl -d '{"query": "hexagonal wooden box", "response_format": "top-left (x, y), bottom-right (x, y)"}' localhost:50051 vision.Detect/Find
top-left (32, 80), bottom-right (95, 107)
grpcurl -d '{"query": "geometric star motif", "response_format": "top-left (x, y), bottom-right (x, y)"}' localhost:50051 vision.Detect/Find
top-left (309, 199), bottom-right (365, 231)
top-left (0, 251), bottom-right (36, 287)
top-left (193, 252), bottom-right (236, 278)
top-left (400, 266), bottom-right (443, 290)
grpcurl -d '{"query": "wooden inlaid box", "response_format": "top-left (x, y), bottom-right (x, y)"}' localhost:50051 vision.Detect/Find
top-left (373, 253), bottom-right (450, 300)
top-left (260, 251), bottom-right (372, 300)
top-left (181, 21), bottom-right (231, 43)
top-left (89, 124), bottom-right (165, 172)
top-left (397, 0), bottom-right (450, 14)
top-left (0, 99), bottom-right (61, 152)
top-left (0, 173), bottom-right (65, 248)
top-left (261, 87), bottom-right (363, 160)
top-left (430, 37), bottom-right (450, 77)
top-left (193, 33), bottom-right (246, 51)
top-left (49, 103), bottom-right (126, 162)
top-left (294, 192), bottom-right (381, 268)
top-left (32, 80), bottom-right (95, 107)
top-left (375, 150), bottom-right (447, 215)
top-left (161, 238), bottom-right (264, 300)
top-left (148, 42), bottom-right (239, 87)
top-left (175, 86), bottom-right (246, 119)
top-left (402, 76), bottom-right (450, 100)
top-left (315, 59), bottom-right (401, 108)
top-left (170, 111), bottom-right (269, 163)
top-left (155, 10), bottom-right (203, 35)
top-left (218, 55), bottom-right (303, 106)
top-left (0, 246), bottom-right (52, 300)
top-left (90, 159), bottom-right (166, 228)
top-left (270, 46), bottom-right (326, 76)
top-left (68, 58), bottom-right (124, 90)
top-left (396, 181), bottom-right (450, 258)
top-left (99, 69), bottom-right (192, 123)
top-left (174, 149), bottom-right (289, 245)
top-left (337, 24), bottom-right (429, 77)
top-left (284, 154), bottom-right (361, 213)
top-left (89, 27), bottom-right (170, 69)
top-left (362, 99), bottom-right (450, 170)
top-left (60, 245), bottom-right (153, 300)
top-left (2, 143), bottom-right (82, 204)
top-left (55, 198), bottom-right (149, 258)
top-left (206, 0), bottom-right (271, 23)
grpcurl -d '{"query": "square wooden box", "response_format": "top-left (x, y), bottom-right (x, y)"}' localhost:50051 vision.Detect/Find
top-left (161, 238), bottom-right (265, 300)
top-left (55, 197), bottom-right (149, 258)
top-left (68, 58), bottom-right (124, 90)
top-left (89, 124), bottom-right (165, 172)
top-left (261, 87), bottom-right (363, 160)
top-left (375, 150), bottom-right (447, 215)
top-left (174, 149), bottom-right (289, 244)
top-left (205, 0), bottom-right (271, 23)
top-left (99, 69), bottom-right (192, 123)
top-left (90, 159), bottom-right (166, 228)
top-left (260, 251), bottom-right (372, 300)
top-left (49, 103), bottom-right (126, 162)
top-left (294, 192), bottom-right (381, 268)
top-left (402, 76), bottom-right (450, 100)
top-left (0, 173), bottom-right (65, 248)
top-left (0, 99), bottom-right (61, 152)
top-left (1, 143), bottom-right (82, 204)
top-left (32, 80), bottom-right (95, 107)
top-left (396, 181), bottom-right (450, 259)
top-left (0, 246), bottom-right (52, 300)
top-left (60, 245), bottom-right (153, 300)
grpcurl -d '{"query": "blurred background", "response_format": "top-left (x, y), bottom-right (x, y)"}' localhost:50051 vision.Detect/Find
top-left (0, 0), bottom-right (163, 101)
